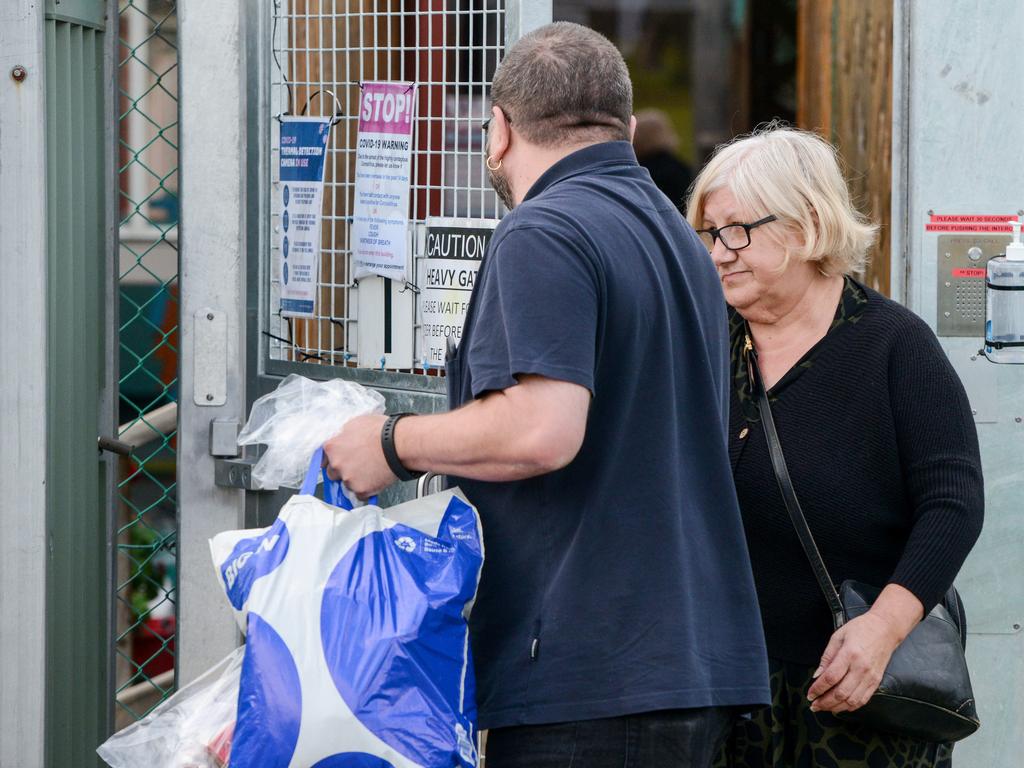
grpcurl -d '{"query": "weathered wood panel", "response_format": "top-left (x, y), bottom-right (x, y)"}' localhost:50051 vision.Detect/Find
top-left (798, 0), bottom-right (893, 295)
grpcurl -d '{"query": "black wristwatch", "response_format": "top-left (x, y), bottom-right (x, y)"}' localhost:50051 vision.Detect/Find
top-left (380, 413), bottom-right (424, 482)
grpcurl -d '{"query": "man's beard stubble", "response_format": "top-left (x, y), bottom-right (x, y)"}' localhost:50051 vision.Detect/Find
top-left (488, 166), bottom-right (515, 211)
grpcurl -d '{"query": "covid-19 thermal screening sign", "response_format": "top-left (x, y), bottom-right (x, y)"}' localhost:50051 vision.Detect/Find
top-left (351, 82), bottom-right (417, 282)
top-left (277, 116), bottom-right (332, 317)
top-left (420, 218), bottom-right (498, 366)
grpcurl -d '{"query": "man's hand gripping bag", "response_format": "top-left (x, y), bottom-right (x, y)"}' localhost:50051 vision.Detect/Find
top-left (210, 448), bottom-right (484, 768)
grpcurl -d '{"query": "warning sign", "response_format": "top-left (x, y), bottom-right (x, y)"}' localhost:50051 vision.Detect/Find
top-left (925, 213), bottom-right (1020, 233)
top-left (351, 81), bottom-right (417, 281)
top-left (952, 268), bottom-right (987, 278)
top-left (420, 218), bottom-right (498, 366)
top-left (277, 117), bottom-right (332, 318)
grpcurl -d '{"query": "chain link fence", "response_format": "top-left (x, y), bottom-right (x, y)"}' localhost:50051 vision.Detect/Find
top-left (115, 0), bottom-right (180, 727)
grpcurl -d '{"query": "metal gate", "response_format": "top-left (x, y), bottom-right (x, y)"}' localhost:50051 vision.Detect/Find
top-left (176, 0), bottom-right (551, 681)
top-left (262, 1), bottom-right (504, 376)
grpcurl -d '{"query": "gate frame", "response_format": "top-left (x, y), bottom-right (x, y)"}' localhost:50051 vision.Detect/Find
top-left (0, 2), bottom-right (49, 762)
top-left (176, 0), bottom-right (249, 683)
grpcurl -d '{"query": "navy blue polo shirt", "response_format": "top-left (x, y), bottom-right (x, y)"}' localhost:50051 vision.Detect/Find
top-left (447, 141), bottom-right (769, 729)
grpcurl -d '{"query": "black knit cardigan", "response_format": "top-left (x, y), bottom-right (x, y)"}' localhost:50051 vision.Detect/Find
top-left (729, 285), bottom-right (985, 665)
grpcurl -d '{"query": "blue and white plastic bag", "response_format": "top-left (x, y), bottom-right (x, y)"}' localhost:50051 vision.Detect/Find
top-left (210, 449), bottom-right (484, 768)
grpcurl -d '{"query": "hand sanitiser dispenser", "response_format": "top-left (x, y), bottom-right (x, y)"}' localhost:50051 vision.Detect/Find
top-left (984, 218), bottom-right (1024, 363)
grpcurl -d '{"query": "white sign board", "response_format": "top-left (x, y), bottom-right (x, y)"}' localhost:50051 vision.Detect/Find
top-left (351, 82), bottom-right (417, 282)
top-left (277, 116), bottom-right (332, 317)
top-left (420, 218), bottom-right (498, 367)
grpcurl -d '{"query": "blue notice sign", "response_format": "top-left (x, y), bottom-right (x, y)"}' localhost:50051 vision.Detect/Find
top-left (277, 117), bottom-right (331, 317)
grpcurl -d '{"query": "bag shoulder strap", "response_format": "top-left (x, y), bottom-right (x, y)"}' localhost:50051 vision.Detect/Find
top-left (746, 340), bottom-right (847, 628)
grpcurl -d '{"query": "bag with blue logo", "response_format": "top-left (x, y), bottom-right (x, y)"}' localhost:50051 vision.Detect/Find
top-left (210, 447), bottom-right (484, 768)
top-left (97, 448), bottom-right (484, 768)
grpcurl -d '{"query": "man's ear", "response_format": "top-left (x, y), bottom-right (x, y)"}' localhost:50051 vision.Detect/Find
top-left (488, 105), bottom-right (511, 162)
top-left (628, 115), bottom-right (637, 143)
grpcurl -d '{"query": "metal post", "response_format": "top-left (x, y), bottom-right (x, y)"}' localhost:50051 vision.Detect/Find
top-left (691, 0), bottom-right (734, 164)
top-left (505, 0), bottom-right (552, 45)
top-left (124, 0), bottom-right (150, 239)
top-left (889, 0), bottom-right (911, 305)
top-left (103, 0), bottom-right (122, 739)
top-left (0, 1), bottom-right (48, 764)
top-left (177, 0), bottom-right (247, 683)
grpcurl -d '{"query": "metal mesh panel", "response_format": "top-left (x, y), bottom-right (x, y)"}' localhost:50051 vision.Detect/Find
top-left (115, 0), bottom-right (180, 725)
top-left (267, 0), bottom-right (504, 371)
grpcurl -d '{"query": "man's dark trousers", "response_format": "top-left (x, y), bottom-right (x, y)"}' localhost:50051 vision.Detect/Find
top-left (485, 708), bottom-right (734, 768)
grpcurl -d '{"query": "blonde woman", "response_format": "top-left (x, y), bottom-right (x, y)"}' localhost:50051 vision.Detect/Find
top-left (687, 125), bottom-right (983, 768)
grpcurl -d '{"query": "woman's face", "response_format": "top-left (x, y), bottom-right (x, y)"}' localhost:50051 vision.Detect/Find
top-left (701, 187), bottom-right (815, 318)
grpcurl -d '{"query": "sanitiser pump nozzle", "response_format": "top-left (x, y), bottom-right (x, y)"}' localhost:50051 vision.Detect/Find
top-left (1007, 217), bottom-right (1024, 261)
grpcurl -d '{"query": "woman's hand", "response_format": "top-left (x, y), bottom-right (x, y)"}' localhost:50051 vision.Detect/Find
top-left (807, 584), bottom-right (925, 714)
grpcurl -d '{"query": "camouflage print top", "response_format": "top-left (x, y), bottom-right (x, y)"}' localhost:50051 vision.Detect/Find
top-left (730, 276), bottom-right (869, 423)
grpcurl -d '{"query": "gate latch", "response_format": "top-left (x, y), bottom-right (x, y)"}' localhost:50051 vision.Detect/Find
top-left (213, 456), bottom-right (260, 490)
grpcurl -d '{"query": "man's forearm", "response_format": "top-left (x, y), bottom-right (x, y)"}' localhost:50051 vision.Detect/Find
top-left (394, 378), bottom-right (589, 482)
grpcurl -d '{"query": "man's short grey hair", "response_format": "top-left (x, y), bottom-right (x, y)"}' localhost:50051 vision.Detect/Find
top-left (491, 22), bottom-right (633, 147)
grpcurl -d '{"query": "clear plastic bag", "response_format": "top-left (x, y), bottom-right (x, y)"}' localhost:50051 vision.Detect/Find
top-left (96, 648), bottom-right (242, 768)
top-left (236, 374), bottom-right (385, 489)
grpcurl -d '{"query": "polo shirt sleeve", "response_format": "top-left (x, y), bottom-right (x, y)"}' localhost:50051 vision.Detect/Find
top-left (466, 224), bottom-right (599, 398)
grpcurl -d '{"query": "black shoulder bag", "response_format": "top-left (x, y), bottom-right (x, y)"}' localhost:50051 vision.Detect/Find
top-left (747, 343), bottom-right (980, 743)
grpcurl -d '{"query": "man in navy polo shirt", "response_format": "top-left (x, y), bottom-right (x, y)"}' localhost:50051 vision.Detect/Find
top-left (325, 21), bottom-right (769, 767)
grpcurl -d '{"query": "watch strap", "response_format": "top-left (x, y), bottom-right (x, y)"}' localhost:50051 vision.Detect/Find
top-left (380, 413), bottom-right (423, 482)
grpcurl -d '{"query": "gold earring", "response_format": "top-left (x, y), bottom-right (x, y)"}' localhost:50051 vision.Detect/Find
top-left (486, 155), bottom-right (502, 172)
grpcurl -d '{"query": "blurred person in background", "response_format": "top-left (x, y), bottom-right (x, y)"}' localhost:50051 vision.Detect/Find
top-left (633, 108), bottom-right (693, 212)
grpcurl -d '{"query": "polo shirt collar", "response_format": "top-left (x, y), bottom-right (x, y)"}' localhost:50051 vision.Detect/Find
top-left (522, 141), bottom-right (638, 203)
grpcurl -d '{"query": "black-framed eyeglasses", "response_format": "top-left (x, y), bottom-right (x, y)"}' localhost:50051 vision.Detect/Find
top-left (481, 109), bottom-right (510, 133)
top-left (696, 214), bottom-right (777, 253)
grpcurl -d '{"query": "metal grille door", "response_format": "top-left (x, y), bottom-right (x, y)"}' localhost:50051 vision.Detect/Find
top-left (265, 0), bottom-right (504, 373)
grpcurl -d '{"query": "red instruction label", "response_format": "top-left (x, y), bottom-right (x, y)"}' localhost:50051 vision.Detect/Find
top-left (926, 214), bottom-right (1019, 233)
top-left (952, 268), bottom-right (987, 278)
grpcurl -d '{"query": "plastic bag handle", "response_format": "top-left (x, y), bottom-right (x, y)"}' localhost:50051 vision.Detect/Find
top-left (300, 447), bottom-right (376, 510)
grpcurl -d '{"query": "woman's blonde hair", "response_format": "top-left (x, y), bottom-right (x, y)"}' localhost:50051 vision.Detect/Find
top-left (685, 122), bottom-right (878, 277)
